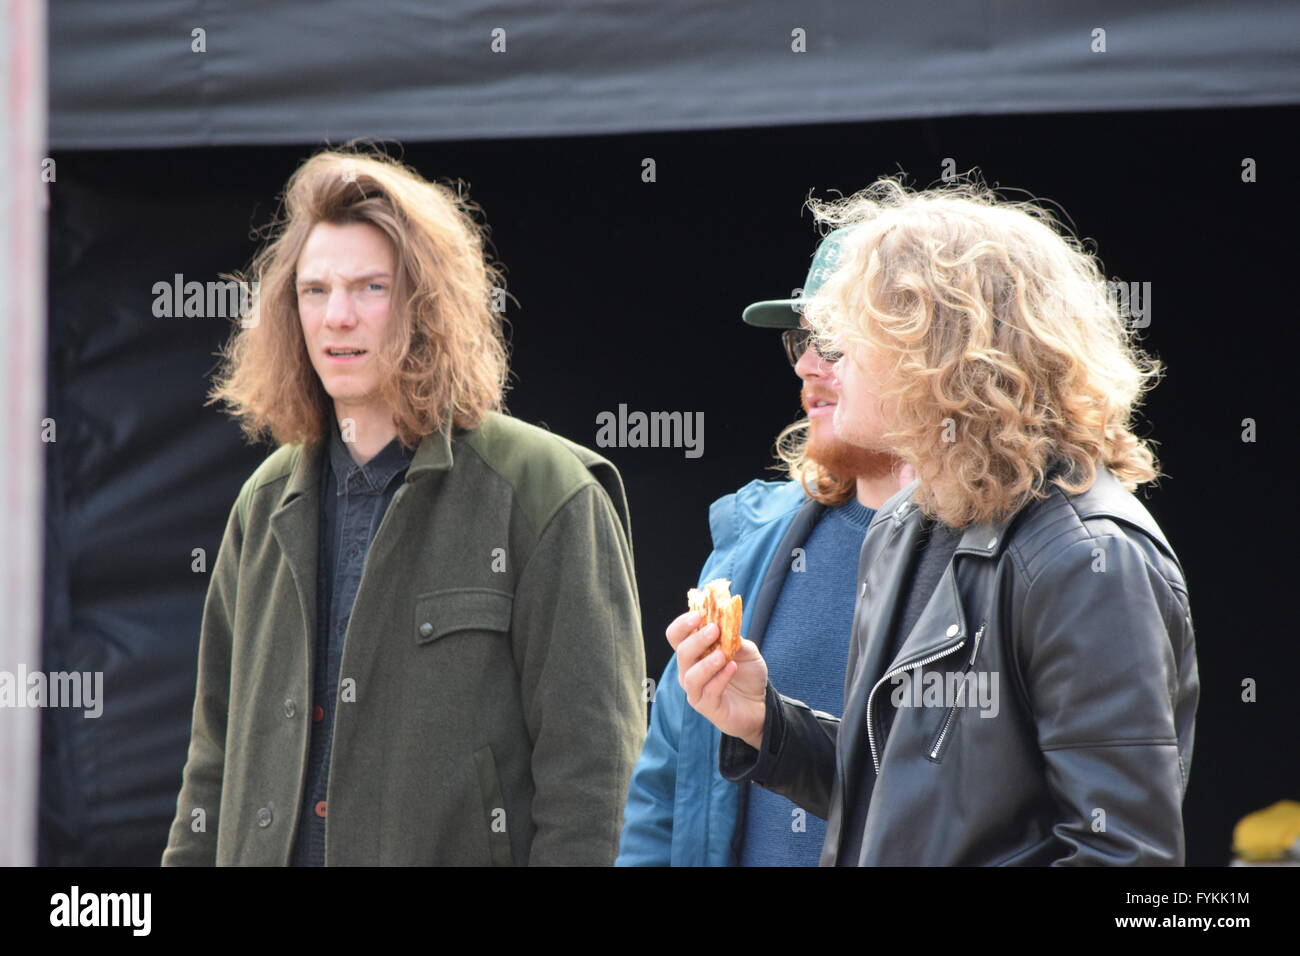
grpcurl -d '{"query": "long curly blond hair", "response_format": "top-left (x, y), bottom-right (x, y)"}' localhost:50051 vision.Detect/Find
top-left (207, 144), bottom-right (509, 449)
top-left (804, 175), bottom-right (1162, 528)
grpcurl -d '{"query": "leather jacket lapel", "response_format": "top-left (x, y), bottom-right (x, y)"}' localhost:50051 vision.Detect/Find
top-left (828, 503), bottom-right (927, 859)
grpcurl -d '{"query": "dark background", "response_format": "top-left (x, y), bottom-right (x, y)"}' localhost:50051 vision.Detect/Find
top-left (43, 104), bottom-right (1298, 866)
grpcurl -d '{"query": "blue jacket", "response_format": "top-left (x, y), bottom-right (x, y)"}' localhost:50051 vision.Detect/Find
top-left (616, 478), bottom-right (824, 866)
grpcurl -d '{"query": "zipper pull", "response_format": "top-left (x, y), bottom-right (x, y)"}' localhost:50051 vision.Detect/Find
top-left (930, 620), bottom-right (989, 762)
top-left (966, 620), bottom-right (986, 666)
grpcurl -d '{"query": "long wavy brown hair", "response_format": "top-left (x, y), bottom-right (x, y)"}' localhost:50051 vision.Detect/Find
top-left (207, 144), bottom-right (509, 449)
top-left (804, 174), bottom-right (1163, 528)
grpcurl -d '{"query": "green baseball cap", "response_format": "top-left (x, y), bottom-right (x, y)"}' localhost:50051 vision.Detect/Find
top-left (741, 227), bottom-right (855, 329)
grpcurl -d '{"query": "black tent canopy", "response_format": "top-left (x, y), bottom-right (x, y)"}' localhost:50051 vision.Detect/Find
top-left (50, 0), bottom-right (1300, 150)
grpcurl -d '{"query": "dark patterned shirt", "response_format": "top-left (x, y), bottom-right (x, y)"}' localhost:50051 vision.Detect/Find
top-left (289, 417), bottom-right (413, 866)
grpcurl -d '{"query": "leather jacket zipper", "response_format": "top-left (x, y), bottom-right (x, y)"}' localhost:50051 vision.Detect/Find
top-left (865, 635), bottom-right (967, 775)
top-left (927, 621), bottom-right (987, 761)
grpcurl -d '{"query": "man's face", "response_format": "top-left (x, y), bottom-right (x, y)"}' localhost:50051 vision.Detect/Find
top-left (296, 220), bottom-right (397, 415)
top-left (829, 336), bottom-right (892, 452)
top-left (792, 315), bottom-right (895, 478)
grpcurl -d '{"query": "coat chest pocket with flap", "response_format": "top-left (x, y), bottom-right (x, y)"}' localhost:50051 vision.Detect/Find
top-left (413, 587), bottom-right (514, 644)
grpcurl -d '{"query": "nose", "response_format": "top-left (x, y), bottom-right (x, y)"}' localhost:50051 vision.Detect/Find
top-left (794, 339), bottom-right (830, 381)
top-left (323, 283), bottom-right (356, 328)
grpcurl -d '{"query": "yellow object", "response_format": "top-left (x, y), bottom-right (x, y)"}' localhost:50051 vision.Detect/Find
top-left (1233, 800), bottom-right (1300, 862)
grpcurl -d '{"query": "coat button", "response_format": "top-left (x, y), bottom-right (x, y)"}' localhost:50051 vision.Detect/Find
top-left (312, 704), bottom-right (325, 723)
top-left (283, 699), bottom-right (296, 718)
top-left (987, 536), bottom-right (998, 549)
top-left (315, 801), bottom-right (328, 818)
top-left (257, 806), bottom-right (272, 827)
top-left (418, 622), bottom-right (434, 638)
top-left (946, 624), bottom-right (959, 637)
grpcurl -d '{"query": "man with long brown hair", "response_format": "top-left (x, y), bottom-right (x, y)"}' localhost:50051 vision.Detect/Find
top-left (161, 147), bottom-right (645, 866)
top-left (670, 177), bottom-right (1199, 865)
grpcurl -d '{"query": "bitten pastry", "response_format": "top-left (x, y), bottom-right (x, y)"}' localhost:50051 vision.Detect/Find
top-left (686, 578), bottom-right (743, 662)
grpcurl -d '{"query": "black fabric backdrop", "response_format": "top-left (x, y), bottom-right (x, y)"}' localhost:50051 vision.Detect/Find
top-left (49, 0), bottom-right (1300, 150)
top-left (43, 105), bottom-right (1299, 865)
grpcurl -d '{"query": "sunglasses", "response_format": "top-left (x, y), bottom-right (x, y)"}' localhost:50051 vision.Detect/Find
top-left (781, 327), bottom-right (843, 367)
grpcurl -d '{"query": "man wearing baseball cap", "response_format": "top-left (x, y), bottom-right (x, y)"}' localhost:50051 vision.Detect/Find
top-left (739, 227), bottom-right (856, 331)
top-left (616, 229), bottom-right (910, 866)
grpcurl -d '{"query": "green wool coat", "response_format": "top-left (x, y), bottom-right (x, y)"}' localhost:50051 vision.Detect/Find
top-left (161, 412), bottom-right (647, 866)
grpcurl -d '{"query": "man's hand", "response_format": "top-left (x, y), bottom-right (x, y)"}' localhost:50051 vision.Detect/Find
top-left (666, 611), bottom-right (768, 750)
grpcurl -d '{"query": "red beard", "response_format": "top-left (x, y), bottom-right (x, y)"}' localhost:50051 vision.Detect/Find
top-left (805, 416), bottom-right (899, 482)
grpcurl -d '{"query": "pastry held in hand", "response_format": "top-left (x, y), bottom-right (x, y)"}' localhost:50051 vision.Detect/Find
top-left (686, 578), bottom-right (743, 662)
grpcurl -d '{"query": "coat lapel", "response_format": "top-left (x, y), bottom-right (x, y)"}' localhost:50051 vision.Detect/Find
top-left (357, 422), bottom-right (455, 576)
top-left (269, 439), bottom-right (327, 654)
top-left (267, 420), bottom-right (459, 653)
top-left (845, 505), bottom-right (926, 701)
top-left (835, 497), bottom-right (993, 819)
top-left (837, 505), bottom-right (926, 792)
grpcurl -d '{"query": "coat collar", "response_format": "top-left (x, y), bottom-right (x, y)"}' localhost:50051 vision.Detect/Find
top-left (276, 415), bottom-right (457, 510)
top-left (885, 483), bottom-right (1015, 561)
top-left (882, 456), bottom-right (1088, 561)
top-left (883, 478), bottom-right (1013, 561)
top-left (267, 416), bottom-right (460, 657)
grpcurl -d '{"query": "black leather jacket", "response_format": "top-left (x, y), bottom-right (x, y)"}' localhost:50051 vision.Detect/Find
top-left (720, 466), bottom-right (1199, 865)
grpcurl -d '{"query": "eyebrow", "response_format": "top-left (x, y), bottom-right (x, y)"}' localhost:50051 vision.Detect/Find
top-left (296, 271), bottom-right (393, 288)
